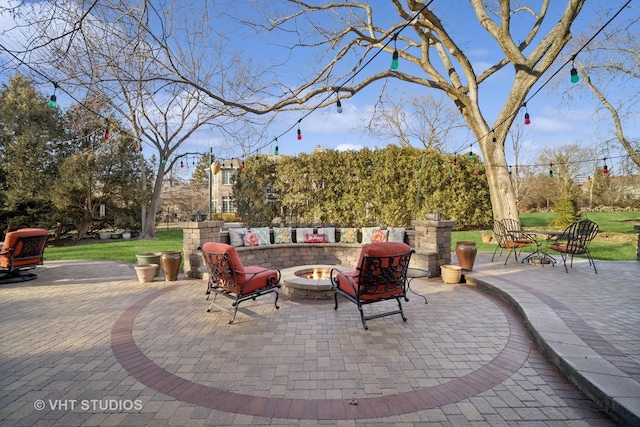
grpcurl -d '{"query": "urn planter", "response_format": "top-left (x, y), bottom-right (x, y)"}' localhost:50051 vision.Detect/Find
top-left (455, 241), bottom-right (477, 271)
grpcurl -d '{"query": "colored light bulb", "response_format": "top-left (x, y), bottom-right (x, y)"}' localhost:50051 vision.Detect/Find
top-left (242, 161), bottom-right (245, 169)
top-left (103, 129), bottom-right (109, 140)
top-left (274, 146), bottom-right (279, 156)
top-left (603, 164), bottom-right (609, 174)
top-left (180, 161), bottom-right (184, 168)
top-left (570, 68), bottom-right (579, 83)
top-left (297, 128), bottom-right (302, 140)
top-left (336, 99), bottom-right (343, 113)
top-left (48, 94), bottom-right (57, 108)
top-left (391, 50), bottom-right (399, 70)
top-left (524, 112), bottom-right (531, 125)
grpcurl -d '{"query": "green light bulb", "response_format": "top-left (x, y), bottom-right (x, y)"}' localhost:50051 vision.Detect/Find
top-left (570, 68), bottom-right (579, 83)
top-left (391, 51), bottom-right (399, 70)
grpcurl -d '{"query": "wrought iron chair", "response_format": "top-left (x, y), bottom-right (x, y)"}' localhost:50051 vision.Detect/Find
top-left (200, 242), bottom-right (281, 323)
top-left (490, 219), bottom-right (534, 264)
top-left (0, 228), bottom-right (49, 283)
top-left (330, 242), bottom-right (414, 330)
top-left (548, 219), bottom-right (600, 273)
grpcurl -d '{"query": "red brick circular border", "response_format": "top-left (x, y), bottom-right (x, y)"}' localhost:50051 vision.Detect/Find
top-left (110, 283), bottom-right (531, 420)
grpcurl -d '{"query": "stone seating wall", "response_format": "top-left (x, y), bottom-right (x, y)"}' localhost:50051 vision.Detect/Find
top-left (181, 220), bottom-right (454, 279)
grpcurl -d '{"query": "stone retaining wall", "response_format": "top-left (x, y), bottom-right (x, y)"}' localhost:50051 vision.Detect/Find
top-left (181, 220), bottom-right (454, 279)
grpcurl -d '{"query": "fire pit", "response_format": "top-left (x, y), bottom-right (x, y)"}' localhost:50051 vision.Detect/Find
top-left (280, 264), bottom-right (348, 299)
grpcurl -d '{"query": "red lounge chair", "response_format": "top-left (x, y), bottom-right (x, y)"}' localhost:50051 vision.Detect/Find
top-left (200, 242), bottom-right (281, 323)
top-left (330, 242), bottom-right (414, 330)
top-left (0, 228), bottom-right (49, 283)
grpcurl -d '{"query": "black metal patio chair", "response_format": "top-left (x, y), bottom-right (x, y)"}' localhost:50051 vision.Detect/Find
top-left (548, 219), bottom-right (600, 273)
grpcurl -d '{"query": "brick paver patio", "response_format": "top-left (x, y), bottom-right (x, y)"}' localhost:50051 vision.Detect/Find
top-left (1, 253), bottom-right (637, 426)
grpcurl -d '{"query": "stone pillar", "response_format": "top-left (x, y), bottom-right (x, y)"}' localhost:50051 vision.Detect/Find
top-left (635, 225), bottom-right (640, 261)
top-left (411, 219), bottom-right (455, 267)
top-left (181, 220), bottom-right (224, 279)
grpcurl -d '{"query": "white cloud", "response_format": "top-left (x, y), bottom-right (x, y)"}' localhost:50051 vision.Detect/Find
top-left (335, 143), bottom-right (364, 151)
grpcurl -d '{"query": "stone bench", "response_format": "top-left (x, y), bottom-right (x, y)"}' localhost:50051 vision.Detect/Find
top-left (182, 220), bottom-right (454, 280)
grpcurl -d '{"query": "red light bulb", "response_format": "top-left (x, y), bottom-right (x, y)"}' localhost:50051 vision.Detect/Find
top-left (524, 113), bottom-right (531, 125)
top-left (297, 128), bottom-right (302, 140)
top-left (180, 161), bottom-right (184, 168)
top-left (103, 129), bottom-right (110, 140)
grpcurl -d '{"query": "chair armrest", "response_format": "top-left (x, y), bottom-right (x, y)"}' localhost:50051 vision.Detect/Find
top-left (330, 268), bottom-right (359, 295)
top-left (0, 248), bottom-right (14, 256)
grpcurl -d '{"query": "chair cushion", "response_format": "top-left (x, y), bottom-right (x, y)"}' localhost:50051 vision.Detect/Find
top-left (201, 242), bottom-right (245, 276)
top-left (240, 266), bottom-right (279, 295)
top-left (549, 243), bottom-right (586, 254)
top-left (504, 240), bottom-right (526, 249)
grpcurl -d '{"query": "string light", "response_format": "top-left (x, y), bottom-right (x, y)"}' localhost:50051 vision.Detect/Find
top-left (523, 103), bottom-right (531, 125)
top-left (48, 82), bottom-right (58, 108)
top-left (549, 164), bottom-right (554, 178)
top-left (103, 127), bottom-right (109, 140)
top-left (274, 138), bottom-right (279, 156)
top-left (297, 122), bottom-right (302, 140)
top-left (391, 33), bottom-right (399, 70)
top-left (468, 145), bottom-right (473, 160)
top-left (180, 160), bottom-right (184, 168)
top-left (242, 161), bottom-right (245, 169)
top-left (603, 158), bottom-right (609, 174)
top-left (336, 98), bottom-right (343, 113)
top-left (570, 64), bottom-right (579, 83)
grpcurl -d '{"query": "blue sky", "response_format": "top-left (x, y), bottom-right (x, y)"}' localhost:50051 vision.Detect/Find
top-left (195, 0), bottom-right (637, 168)
top-left (1, 1), bottom-right (637, 171)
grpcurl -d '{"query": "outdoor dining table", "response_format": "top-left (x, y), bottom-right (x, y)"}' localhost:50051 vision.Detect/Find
top-left (521, 230), bottom-right (565, 266)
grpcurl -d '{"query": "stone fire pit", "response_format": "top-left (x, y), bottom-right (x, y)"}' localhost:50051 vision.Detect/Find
top-left (280, 264), bottom-right (349, 299)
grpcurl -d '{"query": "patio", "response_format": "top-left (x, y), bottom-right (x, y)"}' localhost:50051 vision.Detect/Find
top-left (0, 254), bottom-right (637, 426)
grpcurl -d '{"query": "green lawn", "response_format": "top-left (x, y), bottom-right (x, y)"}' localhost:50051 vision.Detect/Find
top-left (45, 230), bottom-right (184, 264)
top-left (43, 212), bottom-right (639, 263)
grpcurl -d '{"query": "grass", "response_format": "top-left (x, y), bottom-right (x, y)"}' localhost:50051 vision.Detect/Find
top-left (43, 212), bottom-right (639, 263)
top-left (45, 230), bottom-right (184, 264)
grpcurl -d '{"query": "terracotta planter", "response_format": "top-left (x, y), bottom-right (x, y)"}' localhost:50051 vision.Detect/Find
top-left (440, 265), bottom-right (462, 284)
top-left (455, 241), bottom-right (477, 271)
top-left (481, 234), bottom-right (492, 243)
top-left (160, 251), bottom-right (182, 281)
top-left (134, 264), bottom-right (158, 283)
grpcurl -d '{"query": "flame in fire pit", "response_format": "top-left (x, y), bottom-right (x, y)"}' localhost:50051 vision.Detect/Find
top-left (296, 267), bottom-right (331, 280)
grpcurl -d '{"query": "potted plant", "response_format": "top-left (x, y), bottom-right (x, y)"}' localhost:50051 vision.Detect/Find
top-left (481, 231), bottom-right (493, 243)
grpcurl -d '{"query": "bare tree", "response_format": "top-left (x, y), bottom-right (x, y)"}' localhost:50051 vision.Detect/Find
top-left (573, 15), bottom-right (640, 169)
top-left (231, 0), bottom-right (589, 223)
top-left (367, 93), bottom-right (465, 149)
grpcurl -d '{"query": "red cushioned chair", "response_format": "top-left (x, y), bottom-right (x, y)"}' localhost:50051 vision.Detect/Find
top-left (200, 242), bottom-right (281, 323)
top-left (0, 228), bottom-right (49, 283)
top-left (330, 242), bottom-right (414, 330)
top-left (490, 219), bottom-right (534, 264)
